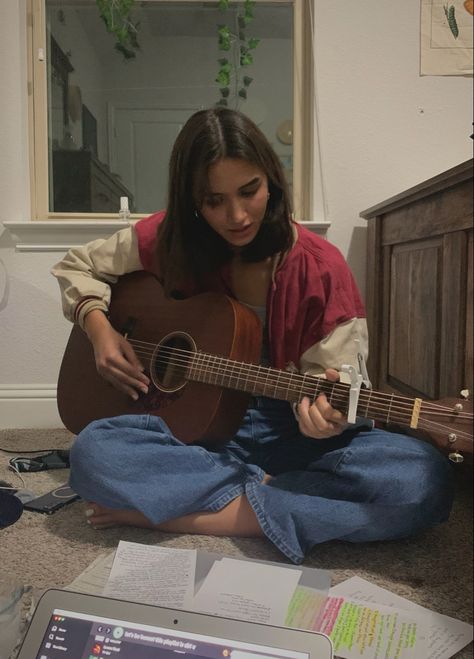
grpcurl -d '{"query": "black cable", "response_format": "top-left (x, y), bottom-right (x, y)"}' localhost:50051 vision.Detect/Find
top-left (0, 447), bottom-right (67, 454)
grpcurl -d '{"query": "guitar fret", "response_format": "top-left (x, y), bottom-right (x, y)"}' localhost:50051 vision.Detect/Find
top-left (262, 367), bottom-right (271, 397)
top-left (190, 351), bottom-right (200, 382)
top-left (205, 353), bottom-right (215, 385)
top-left (285, 371), bottom-right (295, 402)
top-left (299, 373), bottom-right (308, 403)
top-left (272, 368), bottom-right (282, 399)
top-left (233, 360), bottom-right (243, 391)
top-left (188, 352), bottom-right (197, 381)
top-left (328, 382), bottom-right (335, 406)
top-left (251, 365), bottom-right (261, 394)
top-left (222, 357), bottom-right (231, 388)
top-left (386, 394), bottom-right (394, 423)
top-left (364, 389), bottom-right (371, 418)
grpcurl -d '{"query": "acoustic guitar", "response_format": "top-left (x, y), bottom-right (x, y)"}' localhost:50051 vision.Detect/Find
top-left (57, 272), bottom-right (473, 463)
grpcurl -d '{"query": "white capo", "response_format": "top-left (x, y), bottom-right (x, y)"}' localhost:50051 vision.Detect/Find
top-left (341, 340), bottom-right (372, 424)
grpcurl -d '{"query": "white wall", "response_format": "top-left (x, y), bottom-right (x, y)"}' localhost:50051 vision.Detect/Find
top-left (313, 1), bottom-right (473, 286)
top-left (0, 0), bottom-right (472, 428)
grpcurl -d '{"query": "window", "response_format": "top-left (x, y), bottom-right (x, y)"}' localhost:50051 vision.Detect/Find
top-left (29, 0), bottom-right (315, 221)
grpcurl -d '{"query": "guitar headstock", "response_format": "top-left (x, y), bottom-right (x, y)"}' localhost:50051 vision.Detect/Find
top-left (419, 391), bottom-right (473, 464)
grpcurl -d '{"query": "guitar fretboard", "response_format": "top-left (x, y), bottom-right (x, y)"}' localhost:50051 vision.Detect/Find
top-left (187, 350), bottom-right (415, 427)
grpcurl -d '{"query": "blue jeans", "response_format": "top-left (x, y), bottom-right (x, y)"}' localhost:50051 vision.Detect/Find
top-left (69, 397), bottom-right (454, 564)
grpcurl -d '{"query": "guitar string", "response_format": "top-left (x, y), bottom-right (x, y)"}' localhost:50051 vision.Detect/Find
top-left (127, 341), bottom-right (472, 419)
top-left (124, 347), bottom-right (473, 442)
top-left (126, 336), bottom-right (467, 416)
top-left (127, 342), bottom-right (473, 437)
top-left (131, 348), bottom-right (473, 442)
top-left (128, 339), bottom-right (471, 413)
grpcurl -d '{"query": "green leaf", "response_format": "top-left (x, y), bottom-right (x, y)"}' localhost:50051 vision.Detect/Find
top-left (216, 98), bottom-right (228, 106)
top-left (218, 60), bottom-right (231, 74)
top-left (219, 0), bottom-right (230, 9)
top-left (216, 70), bottom-right (230, 86)
top-left (238, 88), bottom-right (248, 99)
top-left (218, 24), bottom-right (232, 50)
top-left (243, 75), bottom-right (253, 87)
top-left (248, 37), bottom-right (260, 50)
top-left (220, 86), bottom-right (230, 98)
top-left (244, 7), bottom-right (254, 21)
top-left (240, 52), bottom-right (253, 66)
top-left (218, 25), bottom-right (231, 38)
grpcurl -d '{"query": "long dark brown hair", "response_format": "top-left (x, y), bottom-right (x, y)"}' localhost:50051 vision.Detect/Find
top-left (156, 107), bottom-right (293, 295)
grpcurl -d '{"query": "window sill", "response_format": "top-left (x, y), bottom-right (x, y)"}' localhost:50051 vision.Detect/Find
top-left (2, 220), bottom-right (132, 252)
top-left (2, 219), bottom-right (330, 252)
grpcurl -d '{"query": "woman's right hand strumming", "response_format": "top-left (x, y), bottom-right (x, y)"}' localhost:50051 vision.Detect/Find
top-left (84, 309), bottom-right (150, 400)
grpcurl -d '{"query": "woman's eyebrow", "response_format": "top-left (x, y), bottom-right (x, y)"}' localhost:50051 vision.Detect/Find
top-left (207, 176), bottom-right (261, 196)
top-left (239, 176), bottom-right (261, 191)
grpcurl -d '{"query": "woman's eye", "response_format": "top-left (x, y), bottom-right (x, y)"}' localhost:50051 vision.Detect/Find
top-left (205, 197), bottom-right (222, 208)
top-left (241, 188), bottom-right (257, 198)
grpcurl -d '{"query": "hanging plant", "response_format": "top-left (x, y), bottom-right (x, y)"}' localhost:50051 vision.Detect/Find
top-left (216, 0), bottom-right (260, 107)
top-left (96, 0), bottom-right (140, 60)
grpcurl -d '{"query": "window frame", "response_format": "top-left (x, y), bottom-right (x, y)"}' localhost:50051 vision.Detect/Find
top-left (28, 0), bottom-right (317, 222)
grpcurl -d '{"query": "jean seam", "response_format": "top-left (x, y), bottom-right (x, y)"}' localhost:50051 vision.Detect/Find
top-left (206, 484), bottom-right (247, 511)
top-left (245, 480), bottom-right (303, 564)
top-left (203, 464), bottom-right (265, 510)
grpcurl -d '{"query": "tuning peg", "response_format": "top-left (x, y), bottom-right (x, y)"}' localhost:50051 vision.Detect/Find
top-left (460, 389), bottom-right (470, 399)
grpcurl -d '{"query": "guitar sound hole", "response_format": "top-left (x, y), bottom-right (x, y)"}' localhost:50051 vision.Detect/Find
top-left (151, 332), bottom-right (195, 393)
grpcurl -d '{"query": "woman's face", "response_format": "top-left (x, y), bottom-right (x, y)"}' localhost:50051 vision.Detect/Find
top-left (199, 158), bottom-right (269, 248)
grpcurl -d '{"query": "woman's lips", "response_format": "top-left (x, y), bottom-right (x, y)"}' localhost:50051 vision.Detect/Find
top-left (229, 224), bottom-right (252, 234)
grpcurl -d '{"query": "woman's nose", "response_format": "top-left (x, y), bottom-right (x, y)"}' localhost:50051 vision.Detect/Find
top-left (227, 198), bottom-right (247, 222)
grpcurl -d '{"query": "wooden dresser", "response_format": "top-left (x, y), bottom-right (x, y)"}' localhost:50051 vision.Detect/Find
top-left (360, 159), bottom-right (473, 401)
top-left (52, 150), bottom-right (134, 213)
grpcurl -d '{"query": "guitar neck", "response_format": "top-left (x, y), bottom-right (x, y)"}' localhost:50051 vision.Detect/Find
top-left (189, 351), bottom-right (417, 428)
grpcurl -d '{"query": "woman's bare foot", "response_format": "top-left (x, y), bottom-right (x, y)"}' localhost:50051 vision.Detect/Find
top-left (85, 503), bottom-right (155, 530)
top-left (84, 489), bottom-right (266, 537)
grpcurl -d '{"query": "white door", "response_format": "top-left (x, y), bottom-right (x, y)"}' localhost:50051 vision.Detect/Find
top-left (108, 105), bottom-right (201, 213)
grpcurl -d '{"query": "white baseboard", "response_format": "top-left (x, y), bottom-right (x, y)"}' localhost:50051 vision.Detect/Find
top-left (0, 385), bottom-right (64, 429)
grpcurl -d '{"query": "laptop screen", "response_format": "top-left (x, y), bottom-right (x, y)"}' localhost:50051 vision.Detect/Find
top-left (36, 608), bottom-right (310, 659)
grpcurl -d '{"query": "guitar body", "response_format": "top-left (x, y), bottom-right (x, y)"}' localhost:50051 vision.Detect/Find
top-left (57, 272), bottom-right (262, 444)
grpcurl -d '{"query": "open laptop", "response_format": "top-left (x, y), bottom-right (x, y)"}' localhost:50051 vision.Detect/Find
top-left (17, 589), bottom-right (333, 659)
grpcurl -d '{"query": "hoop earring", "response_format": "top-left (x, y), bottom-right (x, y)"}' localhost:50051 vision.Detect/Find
top-left (194, 209), bottom-right (200, 219)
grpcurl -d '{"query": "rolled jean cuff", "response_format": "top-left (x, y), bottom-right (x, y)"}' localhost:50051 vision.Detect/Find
top-left (245, 480), bottom-right (304, 565)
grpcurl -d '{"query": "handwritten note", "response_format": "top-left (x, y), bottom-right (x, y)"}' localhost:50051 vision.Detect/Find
top-left (329, 576), bottom-right (473, 659)
top-left (316, 596), bottom-right (429, 659)
top-left (191, 557), bottom-right (302, 626)
top-left (66, 552), bottom-right (115, 595)
top-left (285, 585), bottom-right (328, 629)
top-left (103, 541), bottom-right (196, 609)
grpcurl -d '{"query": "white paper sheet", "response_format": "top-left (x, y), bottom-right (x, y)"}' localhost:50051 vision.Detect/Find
top-left (191, 557), bottom-right (301, 626)
top-left (329, 576), bottom-right (473, 659)
top-left (102, 541), bottom-right (196, 609)
top-left (66, 552), bottom-right (115, 595)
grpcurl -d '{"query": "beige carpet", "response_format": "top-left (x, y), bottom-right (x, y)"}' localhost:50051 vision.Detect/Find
top-left (1, 427), bottom-right (472, 658)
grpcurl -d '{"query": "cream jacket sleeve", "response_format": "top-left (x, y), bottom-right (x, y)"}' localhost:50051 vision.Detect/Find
top-left (50, 225), bottom-right (142, 329)
top-left (299, 318), bottom-right (369, 384)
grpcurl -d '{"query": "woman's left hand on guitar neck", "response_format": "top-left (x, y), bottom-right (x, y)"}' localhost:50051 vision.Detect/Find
top-left (297, 369), bottom-right (347, 439)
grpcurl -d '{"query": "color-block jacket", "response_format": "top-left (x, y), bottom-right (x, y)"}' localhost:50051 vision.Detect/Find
top-left (51, 211), bottom-right (368, 378)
